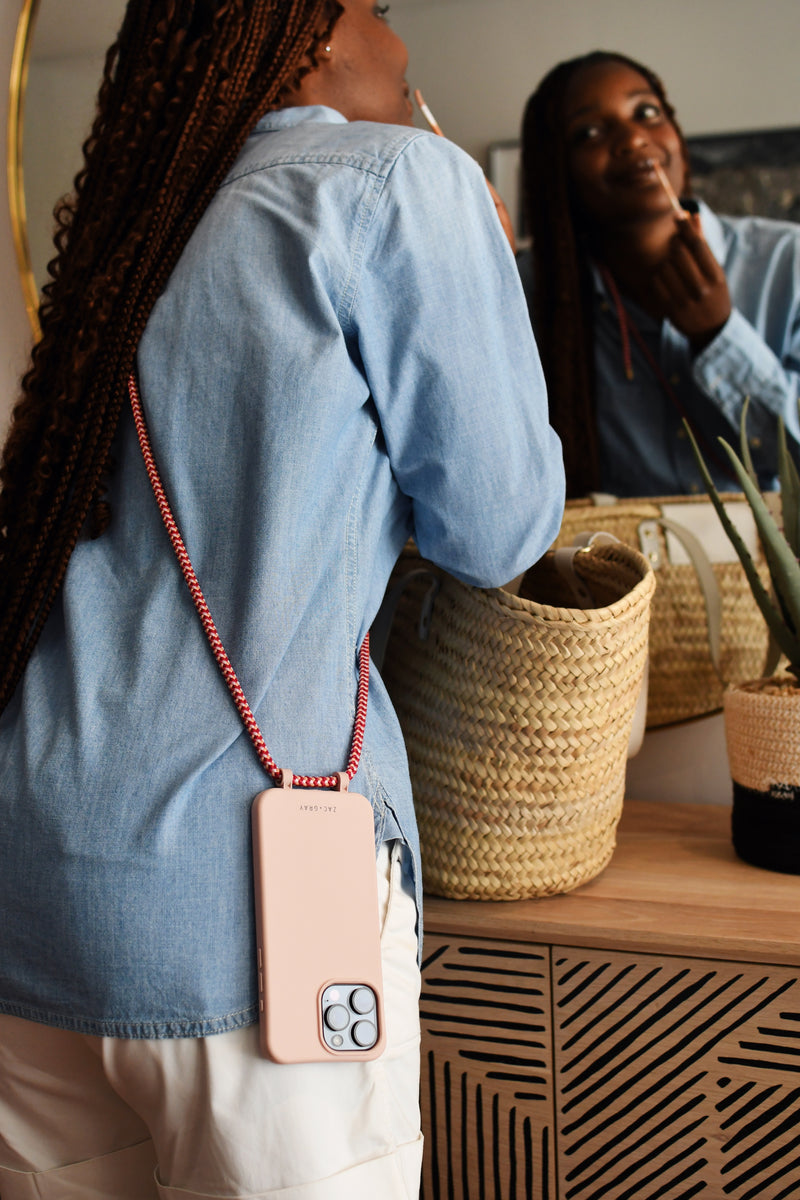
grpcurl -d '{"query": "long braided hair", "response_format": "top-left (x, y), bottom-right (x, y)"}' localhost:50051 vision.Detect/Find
top-left (520, 51), bottom-right (688, 497)
top-left (0, 0), bottom-right (342, 714)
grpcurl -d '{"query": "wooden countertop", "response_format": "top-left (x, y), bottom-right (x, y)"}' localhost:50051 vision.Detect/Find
top-left (422, 800), bottom-right (800, 966)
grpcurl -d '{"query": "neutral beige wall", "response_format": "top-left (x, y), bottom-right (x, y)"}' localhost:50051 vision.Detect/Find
top-left (394, 0), bottom-right (800, 165)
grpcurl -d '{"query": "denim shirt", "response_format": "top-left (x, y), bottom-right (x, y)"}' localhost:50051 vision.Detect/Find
top-left (0, 106), bottom-right (564, 1037)
top-left (518, 202), bottom-right (800, 495)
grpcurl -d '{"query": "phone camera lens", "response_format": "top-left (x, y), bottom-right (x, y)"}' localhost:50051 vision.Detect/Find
top-left (324, 1004), bottom-right (349, 1031)
top-left (352, 1019), bottom-right (377, 1048)
top-left (350, 987), bottom-right (375, 1014)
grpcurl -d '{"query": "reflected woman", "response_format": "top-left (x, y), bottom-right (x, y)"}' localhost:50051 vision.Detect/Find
top-left (518, 51), bottom-right (800, 498)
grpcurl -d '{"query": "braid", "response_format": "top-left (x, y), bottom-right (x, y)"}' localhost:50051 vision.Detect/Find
top-left (0, 0), bottom-right (343, 713)
top-left (520, 51), bottom-right (688, 498)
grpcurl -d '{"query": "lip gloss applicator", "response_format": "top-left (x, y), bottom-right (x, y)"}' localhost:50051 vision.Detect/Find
top-left (413, 88), bottom-right (444, 137)
top-left (653, 160), bottom-right (690, 222)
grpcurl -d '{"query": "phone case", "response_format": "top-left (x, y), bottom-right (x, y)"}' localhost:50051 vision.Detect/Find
top-left (251, 772), bottom-right (386, 1063)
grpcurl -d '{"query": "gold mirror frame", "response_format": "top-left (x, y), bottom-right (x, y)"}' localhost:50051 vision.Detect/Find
top-left (7, 0), bottom-right (41, 340)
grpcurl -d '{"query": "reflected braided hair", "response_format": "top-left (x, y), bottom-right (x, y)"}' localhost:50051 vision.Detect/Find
top-left (0, 0), bottom-right (342, 713)
top-left (520, 51), bottom-right (688, 498)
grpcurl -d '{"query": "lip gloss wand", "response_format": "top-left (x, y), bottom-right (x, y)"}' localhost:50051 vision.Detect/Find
top-left (412, 88), bottom-right (443, 137)
top-left (413, 88), bottom-right (444, 137)
top-left (653, 160), bottom-right (690, 223)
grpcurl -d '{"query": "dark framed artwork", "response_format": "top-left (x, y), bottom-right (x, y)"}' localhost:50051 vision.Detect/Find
top-left (686, 126), bottom-right (800, 222)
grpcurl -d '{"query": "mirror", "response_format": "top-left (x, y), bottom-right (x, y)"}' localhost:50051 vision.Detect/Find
top-left (11, 0), bottom-right (800, 336)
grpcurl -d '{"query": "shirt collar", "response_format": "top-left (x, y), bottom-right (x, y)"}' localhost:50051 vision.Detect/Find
top-left (252, 105), bottom-right (348, 135)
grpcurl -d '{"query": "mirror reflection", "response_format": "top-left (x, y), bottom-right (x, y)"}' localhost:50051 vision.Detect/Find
top-left (20, 1), bottom-right (800, 306)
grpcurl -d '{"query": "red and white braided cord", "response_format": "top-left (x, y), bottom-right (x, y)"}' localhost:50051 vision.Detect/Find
top-left (128, 373), bottom-right (369, 789)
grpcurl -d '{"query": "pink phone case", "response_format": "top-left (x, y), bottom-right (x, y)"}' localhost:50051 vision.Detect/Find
top-left (251, 772), bottom-right (386, 1063)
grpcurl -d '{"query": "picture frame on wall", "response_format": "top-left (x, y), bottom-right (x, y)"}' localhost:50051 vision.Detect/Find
top-left (686, 126), bottom-right (800, 222)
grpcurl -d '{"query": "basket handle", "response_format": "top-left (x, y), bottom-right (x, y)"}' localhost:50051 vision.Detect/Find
top-left (580, 493), bottom-right (780, 682)
top-left (637, 516), bottom-right (781, 680)
top-left (553, 531), bottom-right (621, 607)
top-left (371, 568), bottom-right (441, 672)
top-left (638, 516), bottom-right (723, 677)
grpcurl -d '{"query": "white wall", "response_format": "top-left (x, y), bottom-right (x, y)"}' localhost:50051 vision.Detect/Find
top-left (393, 0), bottom-right (800, 166)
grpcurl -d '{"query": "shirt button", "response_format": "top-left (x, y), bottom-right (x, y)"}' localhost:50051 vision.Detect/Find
top-left (750, 436), bottom-right (761, 449)
top-left (690, 482), bottom-right (700, 494)
top-left (676, 426), bottom-right (687, 439)
top-left (670, 373), bottom-right (680, 385)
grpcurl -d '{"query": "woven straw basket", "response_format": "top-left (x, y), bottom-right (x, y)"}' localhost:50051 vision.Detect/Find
top-left (381, 539), bottom-right (655, 900)
top-left (554, 494), bottom-right (776, 728)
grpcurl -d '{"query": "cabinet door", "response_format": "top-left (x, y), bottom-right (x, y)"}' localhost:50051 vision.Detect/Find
top-left (420, 933), bottom-right (556, 1199)
top-left (553, 948), bottom-right (800, 1200)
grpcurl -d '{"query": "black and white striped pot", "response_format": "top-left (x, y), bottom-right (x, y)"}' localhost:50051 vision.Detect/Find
top-left (724, 675), bottom-right (800, 875)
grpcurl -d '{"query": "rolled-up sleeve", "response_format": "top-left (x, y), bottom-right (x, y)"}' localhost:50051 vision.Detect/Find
top-left (692, 215), bottom-right (800, 469)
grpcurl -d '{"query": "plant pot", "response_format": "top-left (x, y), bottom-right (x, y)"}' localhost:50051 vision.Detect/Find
top-left (723, 675), bottom-right (800, 874)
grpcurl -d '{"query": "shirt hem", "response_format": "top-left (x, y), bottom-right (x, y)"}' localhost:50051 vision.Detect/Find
top-left (0, 1000), bottom-right (259, 1039)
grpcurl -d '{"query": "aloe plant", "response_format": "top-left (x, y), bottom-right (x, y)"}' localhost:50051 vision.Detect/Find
top-left (685, 399), bottom-right (800, 682)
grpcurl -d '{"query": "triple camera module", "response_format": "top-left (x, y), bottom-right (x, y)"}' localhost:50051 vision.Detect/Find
top-left (320, 983), bottom-right (378, 1051)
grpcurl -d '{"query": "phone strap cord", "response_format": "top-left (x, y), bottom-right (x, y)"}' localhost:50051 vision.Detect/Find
top-left (128, 372), bottom-right (369, 790)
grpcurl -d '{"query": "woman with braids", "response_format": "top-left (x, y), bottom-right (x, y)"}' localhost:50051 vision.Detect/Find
top-left (0, 1), bottom-right (563, 1196)
top-left (518, 51), bottom-right (800, 498)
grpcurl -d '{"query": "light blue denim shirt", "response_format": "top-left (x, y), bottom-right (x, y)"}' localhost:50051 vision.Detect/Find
top-left (0, 106), bottom-right (564, 1037)
top-left (518, 202), bottom-right (800, 495)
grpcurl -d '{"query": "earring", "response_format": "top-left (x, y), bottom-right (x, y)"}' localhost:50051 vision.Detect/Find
top-left (324, 44), bottom-right (332, 54)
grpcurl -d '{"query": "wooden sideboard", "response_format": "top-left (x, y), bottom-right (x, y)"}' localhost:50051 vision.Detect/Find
top-left (419, 800), bottom-right (800, 1200)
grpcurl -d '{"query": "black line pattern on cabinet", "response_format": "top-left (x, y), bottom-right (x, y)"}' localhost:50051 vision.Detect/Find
top-left (420, 935), bottom-right (554, 1199)
top-left (553, 950), bottom-right (800, 1199)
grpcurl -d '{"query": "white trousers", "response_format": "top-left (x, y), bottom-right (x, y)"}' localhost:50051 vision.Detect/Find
top-left (0, 842), bottom-right (422, 1199)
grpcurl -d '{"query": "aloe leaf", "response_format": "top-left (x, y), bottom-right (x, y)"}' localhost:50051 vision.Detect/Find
top-left (738, 397), bottom-right (759, 487)
top-left (777, 417), bottom-right (800, 559)
top-left (718, 439), bottom-right (800, 638)
top-left (685, 423), bottom-right (800, 669)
